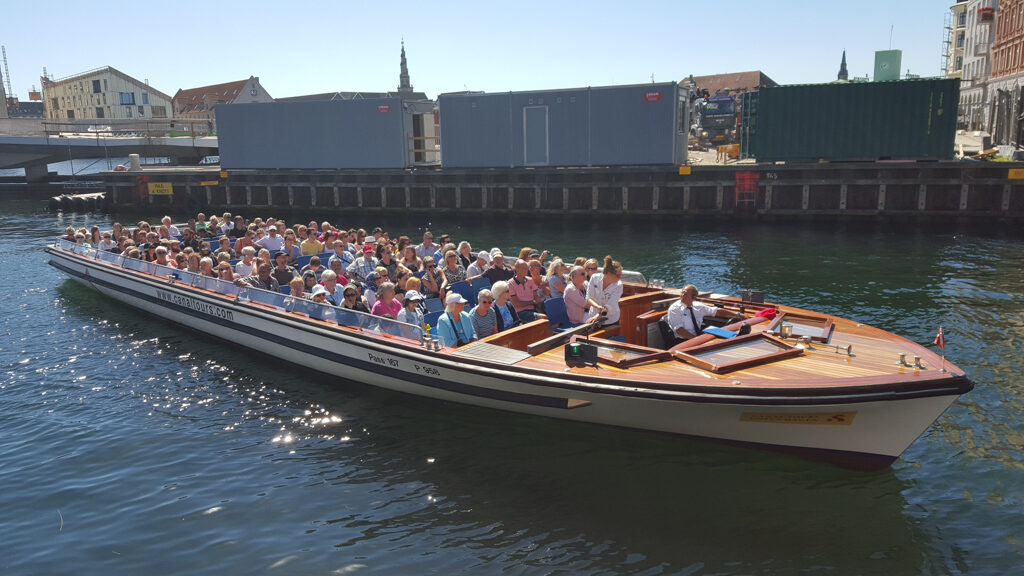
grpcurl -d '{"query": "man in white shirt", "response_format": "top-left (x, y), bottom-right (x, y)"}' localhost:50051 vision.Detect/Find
top-left (666, 284), bottom-right (730, 340)
top-left (466, 251), bottom-right (490, 278)
top-left (256, 225), bottom-right (284, 252)
top-left (415, 231), bottom-right (437, 260)
top-left (161, 216), bottom-right (181, 238)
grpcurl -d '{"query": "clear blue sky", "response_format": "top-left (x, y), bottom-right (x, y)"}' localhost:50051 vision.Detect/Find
top-left (2, 0), bottom-right (948, 100)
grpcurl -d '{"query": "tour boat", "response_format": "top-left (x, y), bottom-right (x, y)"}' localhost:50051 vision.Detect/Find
top-left (46, 238), bottom-right (972, 469)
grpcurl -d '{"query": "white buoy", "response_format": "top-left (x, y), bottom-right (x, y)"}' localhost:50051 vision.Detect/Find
top-left (128, 154), bottom-right (141, 171)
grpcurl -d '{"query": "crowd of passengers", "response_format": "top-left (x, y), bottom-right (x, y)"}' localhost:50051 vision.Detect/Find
top-left (64, 212), bottom-right (631, 348)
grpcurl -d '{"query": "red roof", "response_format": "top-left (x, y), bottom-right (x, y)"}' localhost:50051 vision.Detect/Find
top-left (173, 79), bottom-right (250, 112)
top-left (681, 71), bottom-right (777, 95)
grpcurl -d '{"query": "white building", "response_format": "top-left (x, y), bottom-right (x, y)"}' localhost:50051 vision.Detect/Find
top-left (961, 0), bottom-right (997, 130)
top-left (946, 1), bottom-right (968, 79)
top-left (41, 66), bottom-right (173, 121)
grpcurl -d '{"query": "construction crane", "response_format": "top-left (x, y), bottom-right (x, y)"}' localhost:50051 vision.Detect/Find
top-left (2, 45), bottom-right (13, 99)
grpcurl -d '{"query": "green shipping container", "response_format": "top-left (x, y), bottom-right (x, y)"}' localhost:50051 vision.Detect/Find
top-left (740, 79), bottom-right (959, 162)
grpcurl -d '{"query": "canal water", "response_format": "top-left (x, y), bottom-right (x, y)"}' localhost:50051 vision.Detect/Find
top-left (3, 199), bottom-right (1023, 574)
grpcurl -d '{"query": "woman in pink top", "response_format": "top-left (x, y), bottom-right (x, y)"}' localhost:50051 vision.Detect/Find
top-left (371, 282), bottom-right (402, 319)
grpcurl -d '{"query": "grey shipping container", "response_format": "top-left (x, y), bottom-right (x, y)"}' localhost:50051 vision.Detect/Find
top-left (216, 99), bottom-right (409, 170)
top-left (439, 82), bottom-right (688, 168)
top-left (740, 79), bottom-right (959, 162)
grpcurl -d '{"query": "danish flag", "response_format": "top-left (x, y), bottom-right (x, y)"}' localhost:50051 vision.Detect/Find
top-left (933, 327), bottom-right (945, 351)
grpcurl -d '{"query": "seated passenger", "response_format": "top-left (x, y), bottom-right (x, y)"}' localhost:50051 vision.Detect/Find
top-left (665, 284), bottom-right (732, 342)
top-left (490, 281), bottom-right (521, 332)
top-left (320, 270), bottom-right (346, 306)
top-left (482, 252), bottom-right (514, 284)
top-left (564, 266), bottom-right (602, 325)
top-left (215, 236), bottom-right (235, 259)
top-left (400, 245), bottom-right (422, 272)
top-left (508, 259), bottom-right (539, 314)
top-left (397, 289), bottom-right (425, 327)
top-left (299, 255), bottom-right (324, 282)
top-left (340, 284), bottom-right (370, 313)
top-left (272, 251), bottom-right (298, 287)
top-left (583, 258), bottom-right (599, 280)
top-left (235, 246), bottom-right (257, 277)
top-left (256, 225), bottom-right (284, 252)
top-left (437, 293), bottom-right (476, 347)
top-left (310, 284), bottom-right (330, 304)
top-left (439, 250), bottom-right (467, 295)
top-left (347, 244), bottom-right (378, 284)
top-left (528, 259), bottom-right (550, 303)
top-left (300, 229), bottom-right (325, 256)
top-left (585, 255), bottom-right (623, 327)
top-left (154, 246), bottom-right (175, 268)
top-left (244, 263), bottom-right (280, 292)
top-left (199, 257), bottom-right (217, 278)
top-left (469, 289), bottom-right (498, 339)
top-left (546, 258), bottom-right (567, 299)
top-left (301, 270), bottom-right (319, 293)
top-left (326, 257), bottom-right (350, 287)
top-left (288, 277), bottom-right (307, 299)
top-left (419, 256), bottom-right (443, 299)
top-left (371, 282), bottom-right (402, 319)
top-left (282, 231), bottom-right (301, 264)
top-left (216, 262), bottom-right (236, 281)
top-left (457, 241), bottom-right (474, 269)
top-left (96, 231), bottom-right (117, 252)
top-left (466, 251), bottom-right (490, 279)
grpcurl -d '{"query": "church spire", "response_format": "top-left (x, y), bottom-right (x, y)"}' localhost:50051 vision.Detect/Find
top-left (837, 50), bottom-right (849, 81)
top-left (398, 40), bottom-right (412, 92)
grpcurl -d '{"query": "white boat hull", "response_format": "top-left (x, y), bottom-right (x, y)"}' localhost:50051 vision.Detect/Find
top-left (48, 247), bottom-right (967, 468)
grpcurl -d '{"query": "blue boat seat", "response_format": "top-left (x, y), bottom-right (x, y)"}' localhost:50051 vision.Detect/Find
top-left (470, 276), bottom-right (491, 296)
top-left (424, 310), bottom-right (443, 328)
top-left (279, 286), bottom-right (291, 295)
top-left (449, 281), bottom-right (476, 307)
top-left (423, 297), bottom-right (444, 313)
top-left (542, 297), bottom-right (578, 332)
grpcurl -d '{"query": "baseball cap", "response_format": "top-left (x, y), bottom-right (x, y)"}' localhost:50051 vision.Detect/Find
top-left (404, 290), bottom-right (424, 302)
top-left (476, 250), bottom-right (492, 263)
top-left (446, 293), bottom-right (468, 305)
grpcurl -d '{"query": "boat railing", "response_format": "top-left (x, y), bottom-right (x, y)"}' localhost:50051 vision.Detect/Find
top-left (52, 238), bottom-right (425, 341)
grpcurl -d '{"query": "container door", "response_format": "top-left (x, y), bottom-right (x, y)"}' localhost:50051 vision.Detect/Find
top-left (523, 106), bottom-right (549, 165)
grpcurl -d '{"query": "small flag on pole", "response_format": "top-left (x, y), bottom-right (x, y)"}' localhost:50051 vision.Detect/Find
top-left (934, 327), bottom-right (945, 351)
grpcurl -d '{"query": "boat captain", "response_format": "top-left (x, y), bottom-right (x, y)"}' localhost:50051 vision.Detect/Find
top-left (665, 284), bottom-right (732, 342)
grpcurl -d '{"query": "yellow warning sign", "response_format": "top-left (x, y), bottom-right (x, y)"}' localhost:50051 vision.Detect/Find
top-left (1009, 169), bottom-right (1024, 179)
top-left (219, 171), bottom-right (228, 179)
top-left (200, 181), bottom-right (219, 186)
top-left (147, 182), bottom-right (173, 196)
top-left (740, 412), bottom-right (856, 426)
top-left (678, 166), bottom-right (692, 175)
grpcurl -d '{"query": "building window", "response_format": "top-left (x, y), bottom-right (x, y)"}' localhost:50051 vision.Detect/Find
top-left (102, 93), bottom-right (106, 105)
top-left (92, 80), bottom-right (101, 93)
top-left (138, 105), bottom-right (145, 115)
top-left (103, 79), bottom-right (108, 91)
top-left (152, 105), bottom-right (167, 118)
top-left (959, 11), bottom-right (967, 26)
top-left (51, 97), bottom-right (59, 110)
top-left (956, 56), bottom-right (963, 71)
top-left (125, 107), bottom-right (132, 118)
top-left (957, 33), bottom-right (965, 48)
top-left (95, 107), bottom-right (104, 118)
top-left (119, 92), bottom-right (135, 105)
top-left (142, 93), bottom-right (149, 105)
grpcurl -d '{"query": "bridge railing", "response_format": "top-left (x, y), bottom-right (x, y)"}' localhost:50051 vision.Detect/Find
top-left (42, 119), bottom-right (216, 139)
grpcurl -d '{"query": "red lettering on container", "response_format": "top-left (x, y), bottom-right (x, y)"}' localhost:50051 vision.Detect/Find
top-left (377, 105), bottom-right (391, 113)
top-left (644, 92), bottom-right (662, 102)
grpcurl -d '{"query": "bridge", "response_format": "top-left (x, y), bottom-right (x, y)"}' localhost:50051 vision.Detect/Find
top-left (0, 118), bottom-right (219, 181)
